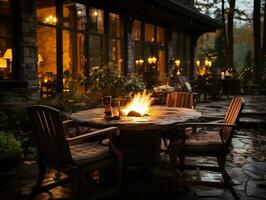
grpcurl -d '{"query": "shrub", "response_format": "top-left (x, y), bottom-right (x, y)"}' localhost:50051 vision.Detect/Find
top-left (86, 66), bottom-right (145, 97)
top-left (0, 132), bottom-right (22, 153)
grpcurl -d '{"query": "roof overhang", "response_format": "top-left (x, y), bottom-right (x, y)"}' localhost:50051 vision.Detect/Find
top-left (84, 0), bottom-right (223, 33)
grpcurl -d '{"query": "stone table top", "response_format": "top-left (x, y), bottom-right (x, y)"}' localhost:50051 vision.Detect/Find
top-left (71, 105), bottom-right (201, 130)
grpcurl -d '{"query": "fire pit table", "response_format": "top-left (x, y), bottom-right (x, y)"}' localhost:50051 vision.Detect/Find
top-left (71, 106), bottom-right (201, 173)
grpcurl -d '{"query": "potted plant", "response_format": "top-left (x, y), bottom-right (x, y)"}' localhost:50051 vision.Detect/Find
top-left (86, 66), bottom-right (146, 98)
top-left (0, 131), bottom-right (22, 171)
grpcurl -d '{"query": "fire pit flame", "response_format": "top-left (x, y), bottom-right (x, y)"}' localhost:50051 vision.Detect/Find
top-left (122, 90), bottom-right (154, 117)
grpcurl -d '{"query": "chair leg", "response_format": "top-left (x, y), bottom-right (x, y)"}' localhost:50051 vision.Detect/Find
top-left (70, 169), bottom-right (82, 200)
top-left (30, 160), bottom-right (46, 199)
top-left (116, 153), bottom-right (123, 199)
top-left (169, 146), bottom-right (177, 194)
top-left (218, 156), bottom-right (239, 200)
top-left (163, 138), bottom-right (168, 152)
top-left (179, 155), bottom-right (185, 166)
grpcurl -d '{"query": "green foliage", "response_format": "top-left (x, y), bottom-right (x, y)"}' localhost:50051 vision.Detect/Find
top-left (244, 50), bottom-right (253, 68)
top-left (0, 132), bottom-right (22, 153)
top-left (0, 112), bottom-right (9, 130)
top-left (213, 33), bottom-right (226, 71)
top-left (86, 66), bottom-right (145, 97)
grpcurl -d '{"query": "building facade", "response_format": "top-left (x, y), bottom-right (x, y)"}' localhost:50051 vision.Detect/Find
top-left (0, 0), bottom-right (221, 92)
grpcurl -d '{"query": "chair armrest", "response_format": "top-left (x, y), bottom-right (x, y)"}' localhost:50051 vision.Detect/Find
top-left (174, 122), bottom-right (236, 137)
top-left (67, 127), bottom-right (119, 145)
top-left (179, 122), bottom-right (236, 128)
top-left (106, 127), bottom-right (122, 156)
top-left (200, 115), bottom-right (225, 120)
top-left (63, 119), bottom-right (75, 126)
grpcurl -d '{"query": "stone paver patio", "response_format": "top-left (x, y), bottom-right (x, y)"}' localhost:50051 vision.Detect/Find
top-left (0, 95), bottom-right (266, 200)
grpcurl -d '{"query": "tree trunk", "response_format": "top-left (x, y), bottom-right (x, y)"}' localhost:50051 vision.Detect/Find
top-left (221, 0), bottom-right (229, 68)
top-left (262, 0), bottom-right (266, 74)
top-left (253, 0), bottom-right (263, 82)
top-left (227, 0), bottom-right (236, 70)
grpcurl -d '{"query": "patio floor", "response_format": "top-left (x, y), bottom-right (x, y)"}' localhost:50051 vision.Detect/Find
top-left (0, 95), bottom-right (266, 200)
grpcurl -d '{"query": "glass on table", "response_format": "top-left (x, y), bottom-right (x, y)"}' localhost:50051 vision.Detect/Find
top-left (112, 99), bottom-right (120, 117)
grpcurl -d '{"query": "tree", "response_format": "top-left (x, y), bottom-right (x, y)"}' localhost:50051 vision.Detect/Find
top-left (194, 0), bottom-right (248, 71)
top-left (262, 0), bottom-right (266, 73)
top-left (253, 0), bottom-right (263, 82)
top-left (226, 0), bottom-right (236, 70)
top-left (244, 50), bottom-right (253, 68)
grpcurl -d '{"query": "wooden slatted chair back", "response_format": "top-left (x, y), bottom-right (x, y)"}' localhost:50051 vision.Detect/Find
top-left (27, 105), bottom-right (72, 169)
top-left (177, 76), bottom-right (187, 90)
top-left (166, 92), bottom-right (193, 108)
top-left (221, 97), bottom-right (244, 145)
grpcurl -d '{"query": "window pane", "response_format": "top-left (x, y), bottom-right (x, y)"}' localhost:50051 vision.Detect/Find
top-left (37, 26), bottom-right (57, 86)
top-left (89, 8), bottom-right (104, 33)
top-left (134, 42), bottom-right (144, 75)
top-left (0, 21), bottom-right (12, 80)
top-left (144, 46), bottom-right (157, 88)
top-left (156, 26), bottom-right (165, 45)
top-left (0, 0), bottom-right (13, 80)
top-left (89, 35), bottom-right (105, 67)
top-left (145, 23), bottom-right (155, 42)
top-left (63, 1), bottom-right (87, 30)
top-left (0, 0), bottom-right (12, 15)
top-left (109, 39), bottom-right (123, 75)
top-left (36, 0), bottom-right (56, 25)
top-left (158, 49), bottom-right (166, 81)
top-left (109, 13), bottom-right (121, 37)
top-left (132, 20), bottom-right (141, 41)
top-left (63, 31), bottom-right (85, 91)
top-left (179, 33), bottom-right (185, 64)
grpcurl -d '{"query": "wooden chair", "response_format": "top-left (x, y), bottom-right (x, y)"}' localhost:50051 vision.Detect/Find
top-left (177, 75), bottom-right (201, 105)
top-left (166, 91), bottom-right (194, 108)
top-left (161, 92), bottom-right (194, 152)
top-left (168, 96), bottom-right (244, 200)
top-left (27, 105), bottom-right (122, 199)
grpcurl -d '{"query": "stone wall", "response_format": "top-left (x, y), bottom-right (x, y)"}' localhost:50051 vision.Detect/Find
top-left (127, 34), bottom-right (135, 74)
top-left (19, 0), bottom-right (38, 90)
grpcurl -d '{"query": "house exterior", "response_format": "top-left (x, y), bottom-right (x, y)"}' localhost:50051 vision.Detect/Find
top-left (0, 0), bottom-right (221, 92)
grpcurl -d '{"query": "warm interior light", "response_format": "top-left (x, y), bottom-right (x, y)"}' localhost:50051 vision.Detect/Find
top-left (196, 60), bottom-right (200, 67)
top-left (38, 54), bottom-right (43, 64)
top-left (175, 59), bottom-right (180, 67)
top-left (93, 11), bottom-right (98, 16)
top-left (136, 59), bottom-right (144, 65)
top-left (152, 56), bottom-right (157, 63)
top-left (147, 57), bottom-right (153, 64)
top-left (121, 90), bottom-right (154, 117)
top-left (77, 10), bottom-right (82, 15)
top-left (208, 60), bottom-right (212, 67)
top-left (3, 49), bottom-right (12, 60)
top-left (198, 66), bottom-right (206, 76)
top-left (204, 59), bottom-right (209, 66)
top-left (147, 56), bottom-right (157, 64)
top-left (0, 58), bottom-right (7, 69)
top-left (44, 15), bottom-right (57, 24)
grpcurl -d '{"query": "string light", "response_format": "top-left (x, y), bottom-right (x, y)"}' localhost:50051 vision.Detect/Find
top-left (44, 15), bottom-right (57, 24)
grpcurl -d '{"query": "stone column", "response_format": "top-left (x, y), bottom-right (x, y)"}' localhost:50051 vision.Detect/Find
top-left (19, 0), bottom-right (38, 90)
top-left (127, 33), bottom-right (135, 74)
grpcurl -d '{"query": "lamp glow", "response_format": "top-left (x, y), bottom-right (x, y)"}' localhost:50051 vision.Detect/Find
top-left (0, 58), bottom-right (7, 69)
top-left (204, 59), bottom-right (209, 66)
top-left (175, 59), bottom-right (181, 67)
top-left (3, 49), bottom-right (12, 60)
top-left (196, 60), bottom-right (200, 67)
